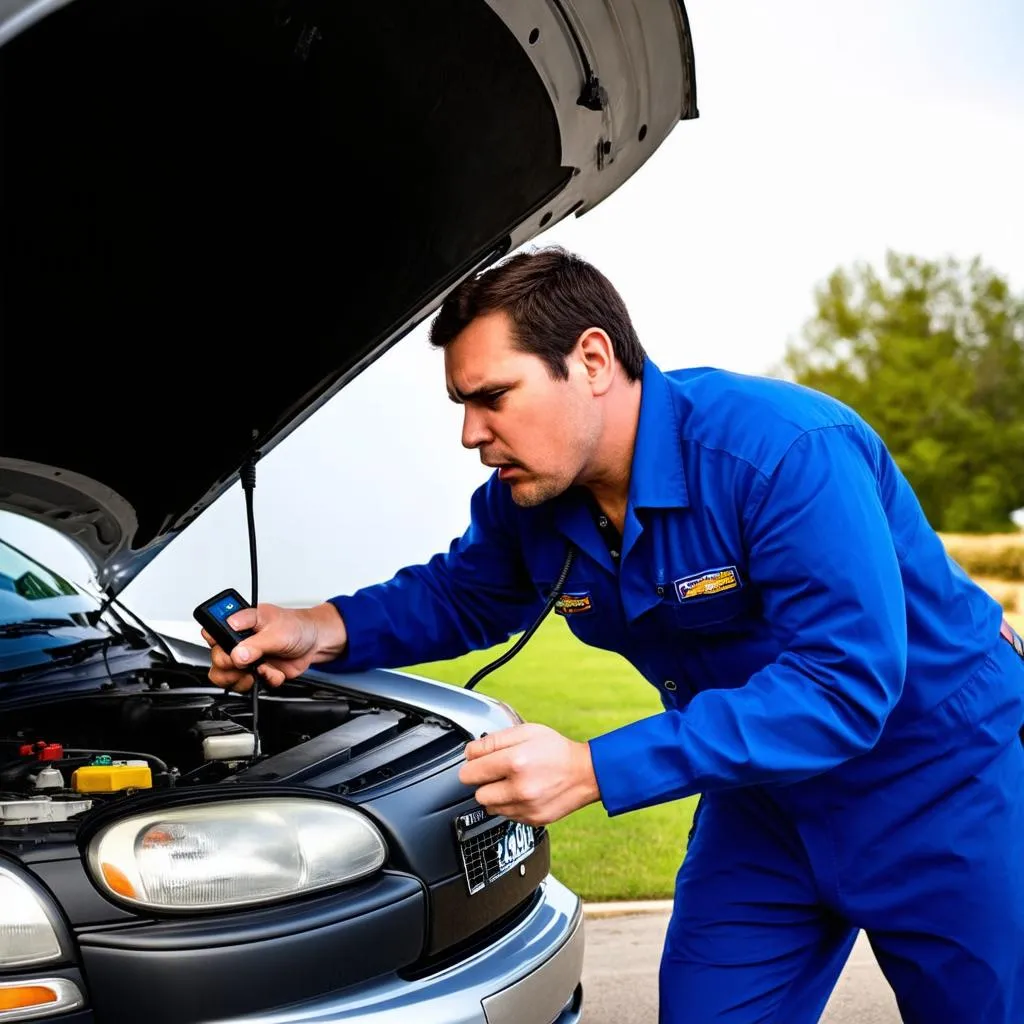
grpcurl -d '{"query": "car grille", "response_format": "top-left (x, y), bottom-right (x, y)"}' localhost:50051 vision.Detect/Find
top-left (461, 820), bottom-right (547, 895)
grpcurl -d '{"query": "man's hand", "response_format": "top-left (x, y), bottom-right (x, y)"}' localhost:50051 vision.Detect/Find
top-left (202, 601), bottom-right (348, 692)
top-left (457, 723), bottom-right (601, 826)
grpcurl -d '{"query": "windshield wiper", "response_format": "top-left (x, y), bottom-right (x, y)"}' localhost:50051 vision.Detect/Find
top-left (54, 635), bottom-right (128, 665)
top-left (0, 633), bottom-right (136, 682)
top-left (0, 618), bottom-right (79, 638)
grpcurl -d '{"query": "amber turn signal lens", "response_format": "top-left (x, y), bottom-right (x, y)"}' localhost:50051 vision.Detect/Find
top-left (0, 985), bottom-right (58, 1009)
top-left (101, 862), bottom-right (137, 898)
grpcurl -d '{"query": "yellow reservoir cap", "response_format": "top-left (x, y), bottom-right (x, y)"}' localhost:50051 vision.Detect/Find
top-left (72, 763), bottom-right (152, 793)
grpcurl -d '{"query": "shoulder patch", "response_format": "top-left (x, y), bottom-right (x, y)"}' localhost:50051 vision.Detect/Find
top-left (673, 566), bottom-right (741, 601)
top-left (555, 592), bottom-right (593, 615)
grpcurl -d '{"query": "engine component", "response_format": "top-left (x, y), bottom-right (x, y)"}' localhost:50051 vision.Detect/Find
top-left (189, 720), bottom-right (256, 761)
top-left (19, 741), bottom-right (64, 761)
top-left (72, 761), bottom-right (152, 794)
top-left (33, 767), bottom-right (64, 790)
top-left (0, 749), bottom-right (170, 791)
top-left (0, 796), bottom-right (92, 825)
top-left (121, 692), bottom-right (216, 730)
top-left (261, 695), bottom-right (351, 735)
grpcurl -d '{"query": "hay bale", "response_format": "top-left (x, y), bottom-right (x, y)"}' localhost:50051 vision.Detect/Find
top-left (940, 533), bottom-right (1024, 583)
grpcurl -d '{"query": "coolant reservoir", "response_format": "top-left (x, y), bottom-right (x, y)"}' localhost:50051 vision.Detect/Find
top-left (72, 761), bottom-right (152, 793)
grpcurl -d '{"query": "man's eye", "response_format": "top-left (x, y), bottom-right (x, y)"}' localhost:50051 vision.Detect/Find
top-left (484, 391), bottom-right (507, 408)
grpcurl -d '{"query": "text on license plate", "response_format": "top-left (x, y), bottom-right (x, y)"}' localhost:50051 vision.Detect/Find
top-left (496, 820), bottom-right (535, 874)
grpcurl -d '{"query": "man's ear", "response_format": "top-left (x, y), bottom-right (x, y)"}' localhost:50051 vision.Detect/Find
top-left (576, 328), bottom-right (616, 396)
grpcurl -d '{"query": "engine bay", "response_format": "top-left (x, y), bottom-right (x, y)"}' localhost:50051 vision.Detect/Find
top-left (0, 662), bottom-right (450, 829)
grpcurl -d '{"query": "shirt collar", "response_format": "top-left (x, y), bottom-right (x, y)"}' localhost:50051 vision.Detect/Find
top-left (627, 358), bottom-right (689, 510)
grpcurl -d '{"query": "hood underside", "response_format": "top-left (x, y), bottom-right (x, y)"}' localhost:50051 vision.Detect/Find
top-left (0, 0), bottom-right (696, 592)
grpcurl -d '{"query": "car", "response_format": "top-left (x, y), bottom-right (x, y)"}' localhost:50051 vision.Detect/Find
top-left (0, 1), bottom-right (697, 1022)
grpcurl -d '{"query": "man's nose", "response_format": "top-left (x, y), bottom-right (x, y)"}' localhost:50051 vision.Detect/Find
top-left (462, 407), bottom-right (493, 449)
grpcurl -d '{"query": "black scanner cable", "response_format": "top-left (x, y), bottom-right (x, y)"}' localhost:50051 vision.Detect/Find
top-left (464, 544), bottom-right (576, 691)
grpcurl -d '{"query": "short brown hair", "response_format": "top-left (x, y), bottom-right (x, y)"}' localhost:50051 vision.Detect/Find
top-left (428, 246), bottom-right (646, 380)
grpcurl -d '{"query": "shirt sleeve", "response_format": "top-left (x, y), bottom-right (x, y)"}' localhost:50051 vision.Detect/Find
top-left (588, 425), bottom-right (909, 816)
top-left (319, 474), bottom-right (546, 672)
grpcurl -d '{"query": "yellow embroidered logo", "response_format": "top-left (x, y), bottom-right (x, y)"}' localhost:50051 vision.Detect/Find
top-left (673, 566), bottom-right (741, 601)
top-left (555, 592), bottom-right (593, 615)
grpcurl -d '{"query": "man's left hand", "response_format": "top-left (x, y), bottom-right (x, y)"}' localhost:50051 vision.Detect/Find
top-left (457, 723), bottom-right (601, 826)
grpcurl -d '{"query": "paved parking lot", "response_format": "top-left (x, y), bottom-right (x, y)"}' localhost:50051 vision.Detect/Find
top-left (580, 910), bottom-right (901, 1023)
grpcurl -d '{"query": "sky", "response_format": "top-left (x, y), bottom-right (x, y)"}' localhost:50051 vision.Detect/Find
top-left (5, 0), bottom-right (1024, 637)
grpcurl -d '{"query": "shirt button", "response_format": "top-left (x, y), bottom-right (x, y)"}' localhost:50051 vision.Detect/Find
top-left (663, 680), bottom-right (677, 692)
top-left (597, 515), bottom-right (609, 528)
top-left (656, 585), bottom-right (665, 596)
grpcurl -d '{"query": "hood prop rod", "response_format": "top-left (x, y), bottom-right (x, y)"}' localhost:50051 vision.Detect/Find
top-left (240, 439), bottom-right (263, 759)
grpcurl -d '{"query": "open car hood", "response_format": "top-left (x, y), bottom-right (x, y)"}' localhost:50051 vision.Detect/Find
top-left (0, 0), bottom-right (697, 596)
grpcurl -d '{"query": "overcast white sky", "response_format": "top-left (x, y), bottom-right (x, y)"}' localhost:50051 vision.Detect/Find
top-left (5, 0), bottom-right (1024, 636)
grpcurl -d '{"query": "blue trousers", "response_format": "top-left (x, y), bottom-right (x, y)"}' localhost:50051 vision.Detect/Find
top-left (659, 643), bottom-right (1024, 1023)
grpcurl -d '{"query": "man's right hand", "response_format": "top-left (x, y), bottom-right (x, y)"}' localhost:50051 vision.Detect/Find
top-left (202, 601), bottom-right (348, 693)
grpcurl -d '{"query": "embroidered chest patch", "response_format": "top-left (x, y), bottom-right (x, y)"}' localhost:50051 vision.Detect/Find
top-left (673, 565), bottom-right (742, 601)
top-left (555, 592), bottom-right (593, 615)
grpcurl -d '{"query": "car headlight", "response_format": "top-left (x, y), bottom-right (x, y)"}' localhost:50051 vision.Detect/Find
top-left (0, 867), bottom-right (62, 967)
top-left (86, 797), bottom-right (387, 912)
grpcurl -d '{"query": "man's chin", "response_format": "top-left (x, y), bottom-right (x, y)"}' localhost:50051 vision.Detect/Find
top-left (507, 477), bottom-right (560, 508)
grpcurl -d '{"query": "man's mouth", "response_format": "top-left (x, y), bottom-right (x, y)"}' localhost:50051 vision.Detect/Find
top-left (483, 457), bottom-right (524, 481)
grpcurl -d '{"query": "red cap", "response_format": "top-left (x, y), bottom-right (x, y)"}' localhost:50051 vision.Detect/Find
top-left (19, 742), bottom-right (63, 761)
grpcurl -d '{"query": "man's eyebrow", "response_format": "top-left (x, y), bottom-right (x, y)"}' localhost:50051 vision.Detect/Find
top-left (447, 382), bottom-right (513, 404)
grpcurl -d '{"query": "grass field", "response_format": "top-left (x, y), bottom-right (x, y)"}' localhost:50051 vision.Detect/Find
top-left (403, 616), bottom-right (697, 901)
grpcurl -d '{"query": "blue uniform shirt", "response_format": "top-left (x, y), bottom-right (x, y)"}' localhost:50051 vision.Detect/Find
top-left (325, 359), bottom-right (1018, 816)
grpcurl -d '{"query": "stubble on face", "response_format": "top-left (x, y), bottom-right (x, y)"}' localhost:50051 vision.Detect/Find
top-left (504, 417), bottom-right (596, 508)
top-left (506, 473), bottom-right (566, 508)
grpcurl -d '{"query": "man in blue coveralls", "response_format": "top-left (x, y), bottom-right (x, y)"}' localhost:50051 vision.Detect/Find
top-left (205, 247), bottom-right (1024, 1023)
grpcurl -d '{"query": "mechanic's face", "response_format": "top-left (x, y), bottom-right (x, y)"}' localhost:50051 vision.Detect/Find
top-left (444, 311), bottom-right (605, 507)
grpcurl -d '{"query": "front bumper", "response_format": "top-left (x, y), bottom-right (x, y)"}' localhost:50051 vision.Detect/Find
top-left (207, 874), bottom-right (583, 1024)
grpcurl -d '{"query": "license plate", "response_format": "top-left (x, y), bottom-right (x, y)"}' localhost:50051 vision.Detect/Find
top-left (454, 809), bottom-right (537, 895)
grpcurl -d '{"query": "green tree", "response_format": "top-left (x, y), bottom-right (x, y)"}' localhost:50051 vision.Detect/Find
top-left (782, 252), bottom-right (1024, 533)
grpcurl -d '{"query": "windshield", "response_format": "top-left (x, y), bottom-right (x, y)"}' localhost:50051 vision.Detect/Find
top-left (0, 535), bottom-right (113, 678)
top-left (0, 536), bottom-right (98, 622)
